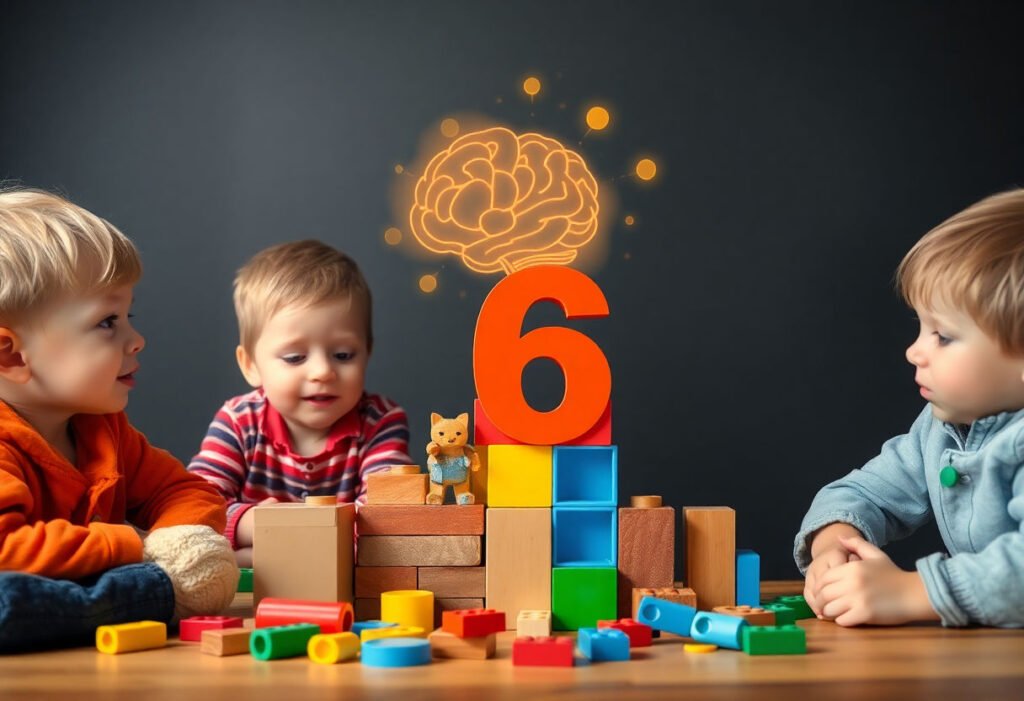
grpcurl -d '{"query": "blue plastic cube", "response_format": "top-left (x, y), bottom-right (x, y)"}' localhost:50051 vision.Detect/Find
top-left (553, 446), bottom-right (618, 506)
top-left (553, 507), bottom-right (617, 567)
top-left (578, 627), bottom-right (630, 661)
top-left (634, 596), bottom-right (696, 636)
top-left (736, 549), bottom-right (761, 607)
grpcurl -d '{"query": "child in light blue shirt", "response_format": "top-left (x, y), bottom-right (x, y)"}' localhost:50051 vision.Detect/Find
top-left (795, 189), bottom-right (1024, 628)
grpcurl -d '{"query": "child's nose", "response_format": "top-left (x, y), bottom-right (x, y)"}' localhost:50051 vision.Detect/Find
top-left (309, 356), bottom-right (336, 380)
top-left (906, 340), bottom-right (925, 367)
top-left (128, 329), bottom-right (145, 354)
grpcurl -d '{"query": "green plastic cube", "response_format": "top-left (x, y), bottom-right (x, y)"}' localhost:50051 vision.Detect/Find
top-left (761, 603), bottom-right (797, 626)
top-left (552, 567), bottom-right (616, 631)
top-left (742, 624), bottom-right (807, 655)
top-left (237, 568), bottom-right (253, 593)
top-left (768, 595), bottom-right (814, 620)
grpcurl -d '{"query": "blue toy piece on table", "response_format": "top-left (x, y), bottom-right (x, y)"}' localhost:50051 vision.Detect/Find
top-left (634, 596), bottom-right (697, 636)
top-left (690, 611), bottom-right (748, 650)
top-left (361, 638), bottom-right (431, 667)
top-left (351, 620), bottom-right (397, 637)
top-left (577, 627), bottom-right (630, 661)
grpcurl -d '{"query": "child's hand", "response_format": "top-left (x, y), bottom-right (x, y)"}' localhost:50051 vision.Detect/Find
top-left (804, 522), bottom-right (862, 616)
top-left (817, 535), bottom-right (938, 626)
top-left (235, 497), bottom-right (280, 548)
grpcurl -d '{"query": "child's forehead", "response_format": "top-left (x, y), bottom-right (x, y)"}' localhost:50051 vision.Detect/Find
top-left (259, 296), bottom-right (365, 341)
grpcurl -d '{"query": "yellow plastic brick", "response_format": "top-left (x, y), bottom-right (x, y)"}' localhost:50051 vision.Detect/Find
top-left (96, 621), bottom-right (167, 654)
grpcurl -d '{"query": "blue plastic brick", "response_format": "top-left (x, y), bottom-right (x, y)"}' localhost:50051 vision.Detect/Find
top-left (351, 620), bottom-right (397, 637)
top-left (553, 446), bottom-right (618, 506)
top-left (634, 596), bottom-right (696, 636)
top-left (690, 611), bottom-right (748, 650)
top-left (736, 549), bottom-right (761, 607)
top-left (360, 638), bottom-right (431, 667)
top-left (552, 507), bottom-right (617, 567)
top-left (578, 627), bottom-right (630, 661)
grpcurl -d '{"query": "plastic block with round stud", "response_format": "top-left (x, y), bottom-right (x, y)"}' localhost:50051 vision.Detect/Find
top-left (578, 627), bottom-right (630, 661)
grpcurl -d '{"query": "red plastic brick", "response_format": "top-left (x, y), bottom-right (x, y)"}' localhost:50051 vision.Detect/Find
top-left (441, 608), bottom-right (506, 638)
top-left (512, 636), bottom-right (575, 667)
top-left (597, 618), bottom-right (653, 648)
top-left (179, 616), bottom-right (244, 642)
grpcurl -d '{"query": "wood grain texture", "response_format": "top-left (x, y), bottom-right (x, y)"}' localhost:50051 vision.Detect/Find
top-left (357, 504), bottom-right (485, 535)
top-left (418, 567), bottom-right (486, 597)
top-left (485, 508), bottom-right (551, 629)
top-left (357, 535), bottom-right (481, 566)
top-left (632, 587), bottom-right (698, 619)
top-left (684, 506), bottom-right (735, 610)
top-left (199, 628), bottom-right (251, 657)
top-left (617, 506), bottom-right (675, 617)
top-left (428, 629), bottom-right (496, 659)
top-left (365, 473), bottom-right (428, 504)
top-left (354, 566), bottom-right (417, 598)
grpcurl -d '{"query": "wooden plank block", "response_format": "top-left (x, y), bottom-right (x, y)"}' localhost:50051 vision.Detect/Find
top-left (365, 472), bottom-right (427, 505)
top-left (428, 629), bottom-right (495, 659)
top-left (355, 598), bottom-right (380, 621)
top-left (632, 587), bottom-right (697, 620)
top-left (684, 506), bottom-right (736, 610)
top-left (357, 536), bottom-right (481, 566)
top-left (485, 508), bottom-right (551, 629)
top-left (357, 505), bottom-right (484, 535)
top-left (418, 567), bottom-right (486, 598)
top-left (200, 628), bottom-right (251, 656)
top-left (433, 598), bottom-right (485, 629)
top-left (354, 566), bottom-right (418, 598)
top-left (617, 504), bottom-right (675, 617)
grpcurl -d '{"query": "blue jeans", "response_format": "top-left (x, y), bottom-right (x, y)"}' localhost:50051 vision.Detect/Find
top-left (0, 563), bottom-right (175, 653)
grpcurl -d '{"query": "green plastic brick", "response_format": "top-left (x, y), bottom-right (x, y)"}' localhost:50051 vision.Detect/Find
top-left (249, 623), bottom-right (319, 660)
top-left (741, 624), bottom-right (807, 655)
top-left (761, 603), bottom-right (796, 626)
top-left (552, 567), bottom-right (616, 631)
top-left (768, 595), bottom-right (814, 620)
top-left (237, 568), bottom-right (253, 593)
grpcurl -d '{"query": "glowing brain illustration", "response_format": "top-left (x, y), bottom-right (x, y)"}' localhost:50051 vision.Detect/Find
top-left (409, 126), bottom-right (600, 274)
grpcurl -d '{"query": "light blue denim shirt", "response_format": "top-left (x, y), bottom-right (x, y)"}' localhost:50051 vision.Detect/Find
top-left (794, 404), bottom-right (1024, 628)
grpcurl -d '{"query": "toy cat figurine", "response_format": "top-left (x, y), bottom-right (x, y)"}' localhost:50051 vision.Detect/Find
top-left (425, 412), bottom-right (480, 505)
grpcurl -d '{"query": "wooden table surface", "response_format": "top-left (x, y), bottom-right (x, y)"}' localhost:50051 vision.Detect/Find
top-left (2, 581), bottom-right (1022, 701)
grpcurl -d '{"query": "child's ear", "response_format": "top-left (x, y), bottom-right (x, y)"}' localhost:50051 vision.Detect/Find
top-left (235, 345), bottom-right (262, 388)
top-left (0, 328), bottom-right (30, 384)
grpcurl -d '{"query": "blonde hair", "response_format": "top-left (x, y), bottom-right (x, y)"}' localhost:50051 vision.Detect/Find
top-left (234, 240), bottom-right (373, 354)
top-left (897, 188), bottom-right (1024, 355)
top-left (0, 187), bottom-right (141, 325)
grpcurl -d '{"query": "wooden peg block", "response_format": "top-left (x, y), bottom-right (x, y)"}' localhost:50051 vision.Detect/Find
top-left (428, 629), bottom-right (496, 659)
top-left (617, 504), bottom-right (675, 617)
top-left (365, 472), bottom-right (427, 504)
top-left (684, 507), bottom-right (736, 610)
top-left (356, 536), bottom-right (481, 566)
top-left (200, 628), bottom-right (252, 656)
top-left (631, 587), bottom-right (697, 620)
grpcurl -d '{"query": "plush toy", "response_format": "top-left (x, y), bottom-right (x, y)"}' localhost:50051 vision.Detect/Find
top-left (425, 412), bottom-right (481, 505)
top-left (143, 525), bottom-right (239, 620)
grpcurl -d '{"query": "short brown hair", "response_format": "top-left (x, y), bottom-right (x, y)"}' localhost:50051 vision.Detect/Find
top-left (0, 187), bottom-right (141, 326)
top-left (233, 240), bottom-right (373, 353)
top-left (896, 188), bottom-right (1024, 355)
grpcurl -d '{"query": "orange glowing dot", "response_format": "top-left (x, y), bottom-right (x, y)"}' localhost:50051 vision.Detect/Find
top-left (523, 77), bottom-right (541, 97)
top-left (440, 118), bottom-right (460, 138)
top-left (624, 252), bottom-right (632, 260)
top-left (395, 164), bottom-right (404, 174)
top-left (624, 215), bottom-right (635, 226)
top-left (384, 227), bottom-right (402, 245)
top-left (585, 106), bottom-right (610, 130)
top-left (419, 274), bottom-right (438, 293)
top-left (635, 158), bottom-right (657, 181)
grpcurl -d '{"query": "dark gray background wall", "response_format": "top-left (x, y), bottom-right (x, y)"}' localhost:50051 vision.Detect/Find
top-left (3, 1), bottom-right (1022, 579)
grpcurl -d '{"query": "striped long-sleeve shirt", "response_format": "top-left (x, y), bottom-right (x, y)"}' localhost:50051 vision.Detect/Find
top-left (187, 389), bottom-right (411, 547)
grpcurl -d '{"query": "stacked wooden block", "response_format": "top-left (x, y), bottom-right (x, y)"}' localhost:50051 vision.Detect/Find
top-left (355, 466), bottom-right (485, 626)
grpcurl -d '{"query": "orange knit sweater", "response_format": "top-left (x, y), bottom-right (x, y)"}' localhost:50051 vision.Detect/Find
top-left (0, 400), bottom-right (226, 579)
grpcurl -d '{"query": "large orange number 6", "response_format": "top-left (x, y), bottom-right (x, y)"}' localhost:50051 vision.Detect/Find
top-left (473, 266), bottom-right (611, 445)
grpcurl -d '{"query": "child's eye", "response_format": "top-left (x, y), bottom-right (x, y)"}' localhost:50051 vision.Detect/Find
top-left (282, 355), bottom-right (305, 365)
top-left (334, 351), bottom-right (355, 361)
top-left (97, 315), bottom-right (118, 330)
top-left (934, 332), bottom-right (953, 346)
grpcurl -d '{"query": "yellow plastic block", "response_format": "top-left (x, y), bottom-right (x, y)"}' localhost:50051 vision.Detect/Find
top-left (359, 624), bottom-right (426, 642)
top-left (96, 621), bottom-right (167, 654)
top-left (486, 445), bottom-right (552, 507)
top-left (307, 632), bottom-right (360, 664)
top-left (380, 590), bottom-right (434, 632)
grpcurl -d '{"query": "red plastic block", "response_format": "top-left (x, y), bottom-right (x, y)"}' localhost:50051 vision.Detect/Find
top-left (441, 608), bottom-right (506, 638)
top-left (255, 598), bottom-right (354, 633)
top-left (474, 399), bottom-right (612, 446)
top-left (512, 636), bottom-right (575, 667)
top-left (597, 618), bottom-right (653, 648)
top-left (179, 616), bottom-right (244, 642)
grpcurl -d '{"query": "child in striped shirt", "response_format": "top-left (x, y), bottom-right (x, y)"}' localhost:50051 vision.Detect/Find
top-left (188, 240), bottom-right (411, 566)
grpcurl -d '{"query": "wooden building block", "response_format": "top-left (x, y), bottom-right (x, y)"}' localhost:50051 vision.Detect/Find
top-left (617, 504), bottom-right (675, 617)
top-left (418, 567), bottom-right (486, 598)
top-left (357, 505), bottom-right (485, 535)
top-left (252, 503), bottom-right (355, 609)
top-left (433, 598), bottom-right (485, 629)
top-left (355, 598), bottom-right (380, 621)
top-left (485, 508), bottom-right (551, 628)
top-left (357, 536), bottom-right (481, 566)
top-left (354, 567), bottom-right (417, 598)
top-left (516, 610), bottom-right (552, 638)
top-left (684, 507), bottom-right (736, 610)
top-left (713, 605), bottom-right (776, 626)
top-left (365, 472), bottom-right (427, 505)
top-left (428, 629), bottom-right (496, 659)
top-left (487, 446), bottom-right (552, 507)
top-left (631, 587), bottom-right (697, 620)
top-left (200, 628), bottom-right (252, 656)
